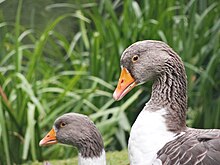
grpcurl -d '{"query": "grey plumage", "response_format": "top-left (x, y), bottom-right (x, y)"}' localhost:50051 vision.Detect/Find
top-left (157, 129), bottom-right (220, 165)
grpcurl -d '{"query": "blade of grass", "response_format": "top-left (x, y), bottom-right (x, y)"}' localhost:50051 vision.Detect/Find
top-left (16, 73), bottom-right (45, 116)
top-left (0, 98), bottom-right (11, 165)
top-left (22, 103), bottom-right (36, 160)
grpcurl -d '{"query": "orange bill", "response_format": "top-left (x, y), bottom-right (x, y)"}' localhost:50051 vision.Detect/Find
top-left (113, 67), bottom-right (136, 101)
top-left (39, 128), bottom-right (58, 146)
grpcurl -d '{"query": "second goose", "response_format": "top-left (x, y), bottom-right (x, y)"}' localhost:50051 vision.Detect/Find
top-left (39, 113), bottom-right (106, 165)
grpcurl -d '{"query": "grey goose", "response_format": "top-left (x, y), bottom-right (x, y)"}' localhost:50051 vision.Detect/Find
top-left (39, 113), bottom-right (106, 165)
top-left (113, 40), bottom-right (220, 165)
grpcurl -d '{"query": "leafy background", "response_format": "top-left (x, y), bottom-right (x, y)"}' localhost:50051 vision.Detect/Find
top-left (0, 0), bottom-right (219, 164)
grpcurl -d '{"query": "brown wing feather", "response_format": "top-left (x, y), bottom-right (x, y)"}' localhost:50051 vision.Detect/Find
top-left (157, 128), bottom-right (220, 165)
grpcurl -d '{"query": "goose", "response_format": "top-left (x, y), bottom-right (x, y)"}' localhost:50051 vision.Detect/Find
top-left (113, 40), bottom-right (220, 165)
top-left (39, 113), bottom-right (106, 165)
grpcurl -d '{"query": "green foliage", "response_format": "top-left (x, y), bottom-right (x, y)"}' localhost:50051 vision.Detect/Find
top-left (0, 0), bottom-right (219, 164)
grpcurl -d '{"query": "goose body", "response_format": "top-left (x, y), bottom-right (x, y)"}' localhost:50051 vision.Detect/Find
top-left (39, 113), bottom-right (106, 165)
top-left (113, 40), bottom-right (220, 165)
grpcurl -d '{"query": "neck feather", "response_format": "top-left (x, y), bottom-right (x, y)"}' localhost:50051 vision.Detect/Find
top-left (78, 149), bottom-right (106, 165)
top-left (149, 53), bottom-right (187, 132)
top-left (78, 130), bottom-right (105, 159)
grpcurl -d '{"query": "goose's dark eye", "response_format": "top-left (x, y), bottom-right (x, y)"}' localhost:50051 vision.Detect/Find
top-left (60, 122), bottom-right (66, 128)
top-left (132, 55), bottom-right (139, 62)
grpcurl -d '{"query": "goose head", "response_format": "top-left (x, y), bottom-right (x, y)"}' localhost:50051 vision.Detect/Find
top-left (39, 113), bottom-right (105, 160)
top-left (113, 40), bottom-right (185, 101)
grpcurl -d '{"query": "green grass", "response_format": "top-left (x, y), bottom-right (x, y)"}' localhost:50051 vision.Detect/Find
top-left (24, 150), bottom-right (129, 165)
top-left (0, 0), bottom-right (219, 164)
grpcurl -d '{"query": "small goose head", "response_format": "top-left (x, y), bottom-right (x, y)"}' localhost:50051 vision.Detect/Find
top-left (39, 113), bottom-right (104, 158)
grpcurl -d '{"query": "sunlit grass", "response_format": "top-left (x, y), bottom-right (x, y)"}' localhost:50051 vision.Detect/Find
top-left (24, 150), bottom-right (129, 165)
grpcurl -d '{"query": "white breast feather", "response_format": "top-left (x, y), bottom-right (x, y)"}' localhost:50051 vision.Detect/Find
top-left (128, 108), bottom-right (179, 165)
top-left (78, 149), bottom-right (106, 165)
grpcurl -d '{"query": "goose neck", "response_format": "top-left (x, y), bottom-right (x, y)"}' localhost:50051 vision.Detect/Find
top-left (78, 149), bottom-right (106, 165)
top-left (149, 58), bottom-right (187, 132)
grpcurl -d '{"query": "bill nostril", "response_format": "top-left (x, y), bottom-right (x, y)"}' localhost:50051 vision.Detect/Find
top-left (121, 79), bottom-right (124, 83)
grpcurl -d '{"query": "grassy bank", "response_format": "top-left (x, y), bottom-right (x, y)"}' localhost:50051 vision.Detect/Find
top-left (24, 150), bottom-right (129, 165)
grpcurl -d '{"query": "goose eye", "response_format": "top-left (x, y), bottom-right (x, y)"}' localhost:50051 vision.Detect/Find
top-left (60, 122), bottom-right (66, 128)
top-left (132, 55), bottom-right (139, 62)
